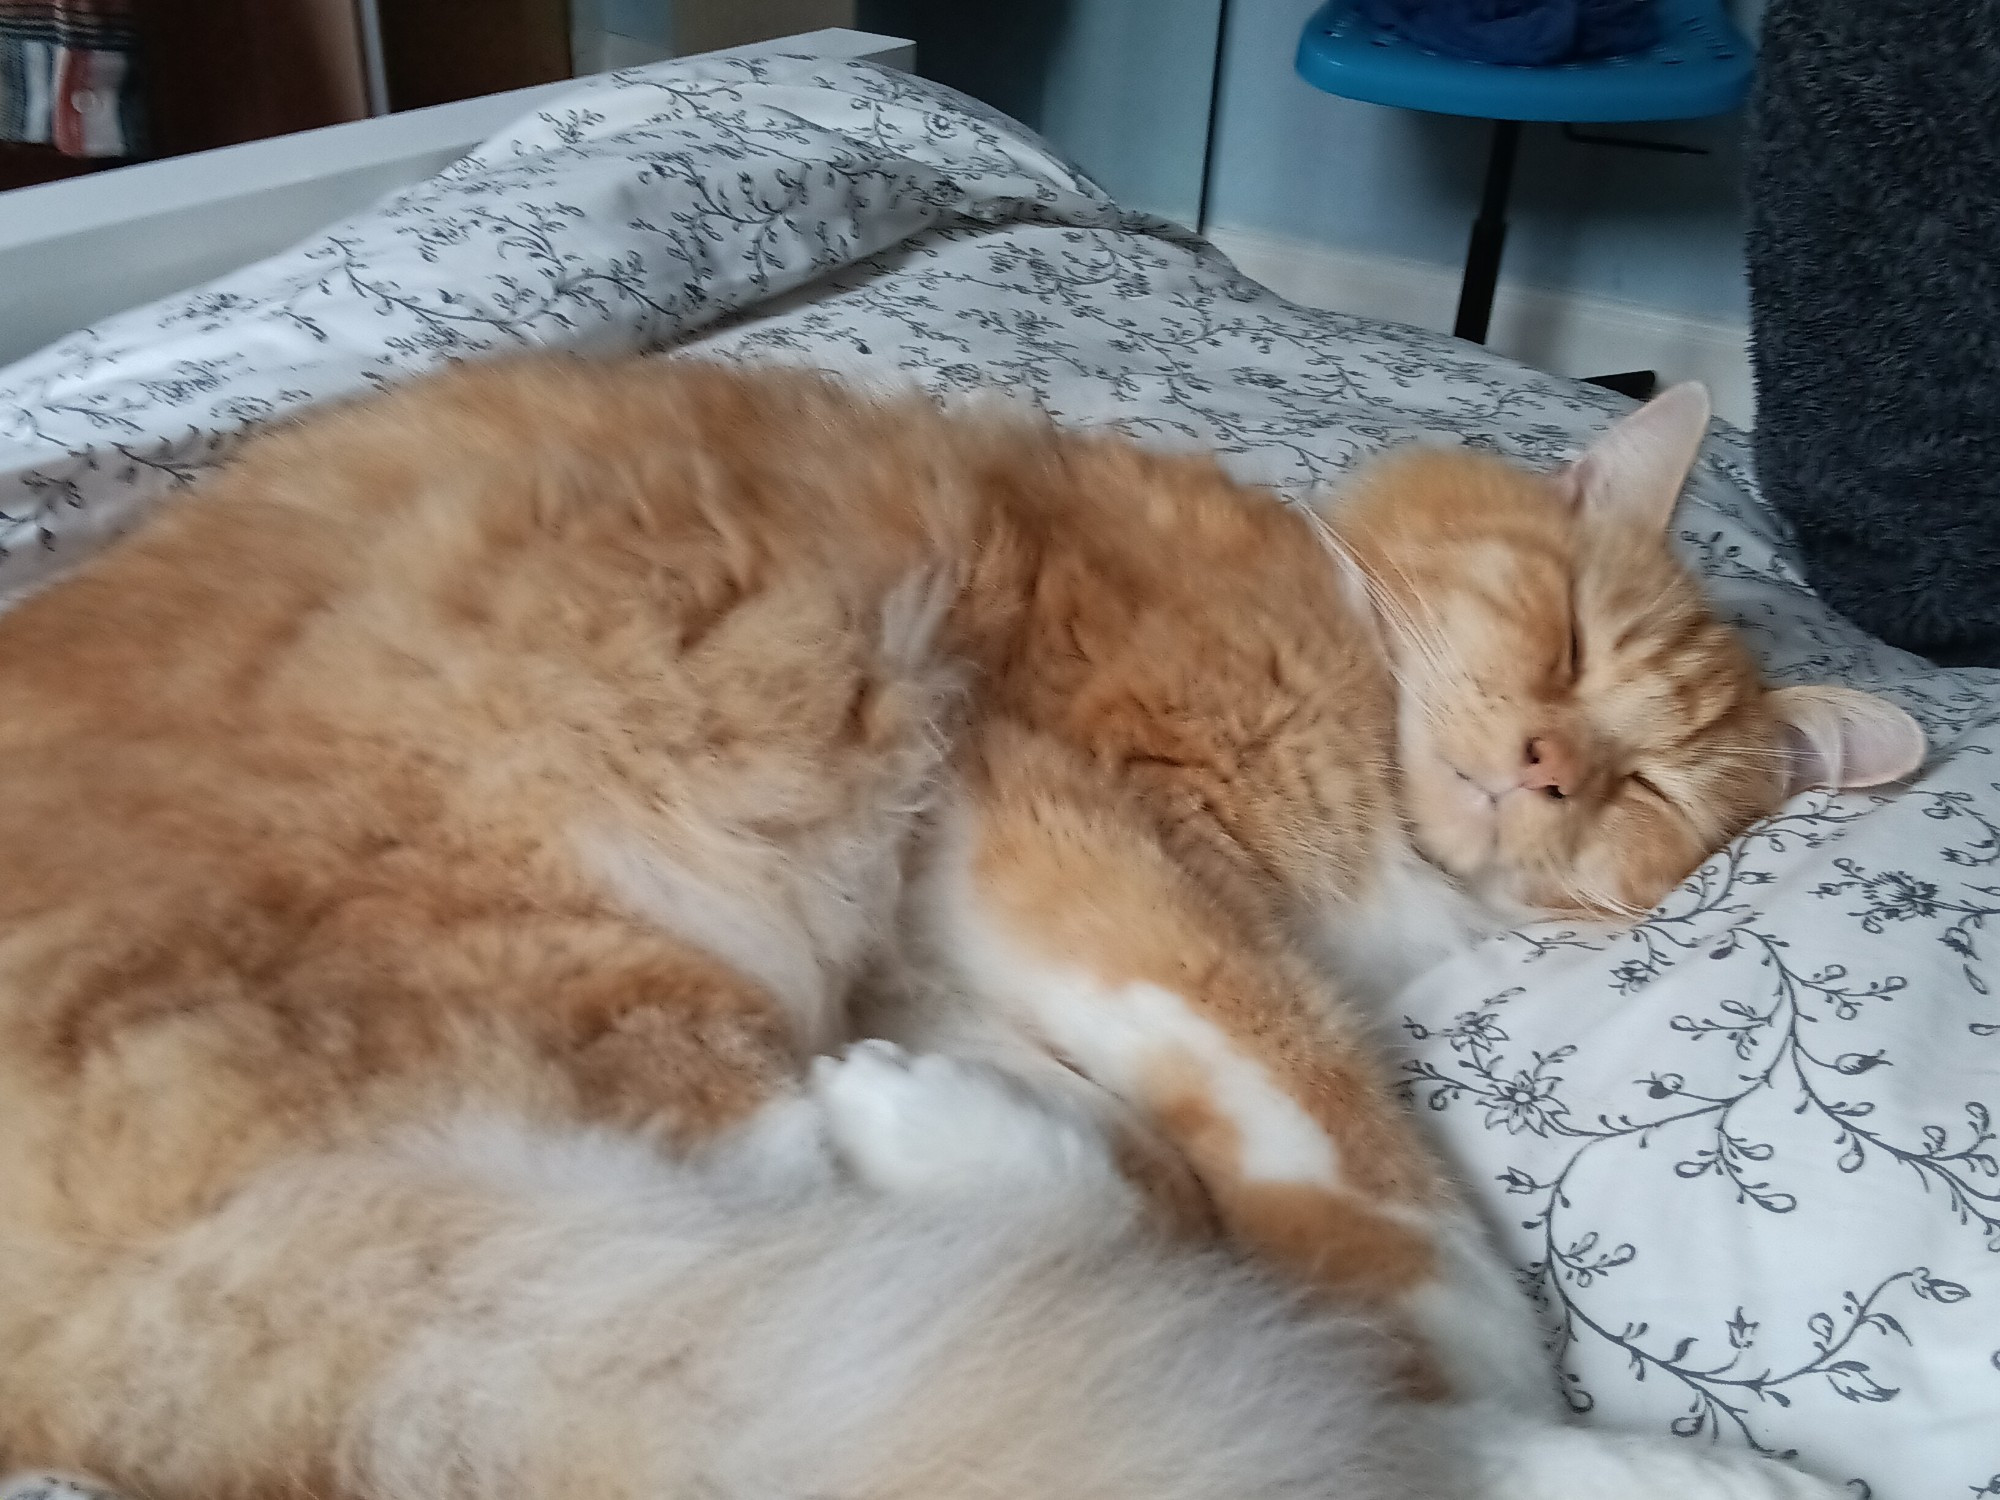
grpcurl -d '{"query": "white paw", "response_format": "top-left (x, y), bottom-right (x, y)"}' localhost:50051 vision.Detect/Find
top-left (1452, 1413), bottom-right (1846, 1500)
top-left (700, 1088), bottom-right (842, 1205)
top-left (810, 1040), bottom-right (1119, 1199)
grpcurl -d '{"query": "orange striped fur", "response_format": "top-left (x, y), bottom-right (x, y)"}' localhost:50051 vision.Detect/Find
top-left (0, 356), bottom-right (1920, 1494)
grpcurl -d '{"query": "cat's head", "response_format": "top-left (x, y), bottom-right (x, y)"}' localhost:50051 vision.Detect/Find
top-left (1332, 383), bottom-right (1924, 918)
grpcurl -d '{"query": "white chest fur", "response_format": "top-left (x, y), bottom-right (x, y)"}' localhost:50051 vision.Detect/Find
top-left (1312, 843), bottom-right (1508, 1012)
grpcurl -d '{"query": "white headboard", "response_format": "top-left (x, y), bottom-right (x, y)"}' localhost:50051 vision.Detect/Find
top-left (0, 28), bottom-right (912, 367)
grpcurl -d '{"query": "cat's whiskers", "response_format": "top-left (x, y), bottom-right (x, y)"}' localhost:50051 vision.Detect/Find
top-left (1301, 508), bottom-right (1420, 676)
top-left (1375, 548), bottom-right (1453, 653)
top-left (1558, 872), bottom-right (1648, 922)
top-left (1727, 755), bottom-right (1802, 778)
top-left (1378, 552), bottom-right (1471, 702)
top-left (1298, 507), bottom-right (1458, 722)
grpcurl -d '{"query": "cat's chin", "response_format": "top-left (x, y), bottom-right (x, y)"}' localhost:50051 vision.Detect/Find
top-left (1401, 819), bottom-right (1590, 931)
top-left (1403, 761), bottom-right (1501, 876)
top-left (1404, 761), bottom-right (1637, 925)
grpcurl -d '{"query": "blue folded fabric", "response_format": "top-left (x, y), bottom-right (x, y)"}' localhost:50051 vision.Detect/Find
top-left (1356, 0), bottom-right (1660, 65)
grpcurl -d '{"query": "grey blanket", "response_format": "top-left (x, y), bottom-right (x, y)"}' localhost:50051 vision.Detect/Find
top-left (1745, 0), bottom-right (2000, 666)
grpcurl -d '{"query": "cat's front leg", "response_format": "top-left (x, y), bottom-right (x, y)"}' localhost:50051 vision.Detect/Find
top-left (808, 1040), bottom-right (1140, 1210)
top-left (904, 724), bottom-right (1461, 1380)
top-left (905, 724), bottom-right (1848, 1498)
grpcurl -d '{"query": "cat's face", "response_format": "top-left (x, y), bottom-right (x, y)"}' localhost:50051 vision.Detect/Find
top-left (1335, 385), bottom-right (1924, 918)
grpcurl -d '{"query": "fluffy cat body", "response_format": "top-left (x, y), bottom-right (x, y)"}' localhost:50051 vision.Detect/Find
top-left (4, 1068), bottom-right (1442, 1500)
top-left (0, 357), bottom-right (1919, 1499)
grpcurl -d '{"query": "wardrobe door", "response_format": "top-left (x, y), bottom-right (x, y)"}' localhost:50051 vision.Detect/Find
top-left (141, 0), bottom-right (370, 156)
top-left (374, 0), bottom-right (573, 111)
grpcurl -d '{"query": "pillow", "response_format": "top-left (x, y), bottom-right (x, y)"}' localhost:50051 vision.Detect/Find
top-left (0, 52), bottom-right (1115, 607)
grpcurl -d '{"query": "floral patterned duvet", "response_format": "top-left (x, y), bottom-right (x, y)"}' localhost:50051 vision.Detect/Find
top-left (1, 49), bottom-right (1994, 1500)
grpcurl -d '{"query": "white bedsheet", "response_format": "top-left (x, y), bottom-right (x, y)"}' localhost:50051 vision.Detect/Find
top-left (1, 52), bottom-right (1994, 1500)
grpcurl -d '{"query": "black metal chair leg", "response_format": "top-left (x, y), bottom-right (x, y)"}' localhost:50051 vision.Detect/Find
top-left (1454, 119), bottom-right (1521, 344)
top-left (1453, 123), bottom-right (1654, 400)
top-left (1583, 370), bottom-right (1658, 399)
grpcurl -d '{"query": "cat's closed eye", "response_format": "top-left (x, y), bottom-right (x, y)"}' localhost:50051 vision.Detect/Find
top-left (1627, 770), bottom-right (1671, 805)
top-left (1549, 619), bottom-right (1582, 690)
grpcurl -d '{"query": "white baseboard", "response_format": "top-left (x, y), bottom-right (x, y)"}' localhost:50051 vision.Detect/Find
top-left (1205, 225), bottom-right (1755, 430)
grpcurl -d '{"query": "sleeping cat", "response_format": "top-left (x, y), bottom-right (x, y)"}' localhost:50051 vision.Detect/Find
top-left (0, 355), bottom-right (1919, 1499)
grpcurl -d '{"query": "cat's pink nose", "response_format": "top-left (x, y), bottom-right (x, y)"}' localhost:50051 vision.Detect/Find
top-left (1520, 736), bottom-right (1577, 799)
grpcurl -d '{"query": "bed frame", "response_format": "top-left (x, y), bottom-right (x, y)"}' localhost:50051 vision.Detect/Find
top-left (0, 28), bottom-right (914, 371)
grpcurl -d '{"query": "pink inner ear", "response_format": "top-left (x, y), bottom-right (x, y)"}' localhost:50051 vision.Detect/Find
top-left (1778, 688), bottom-right (1927, 793)
top-left (1781, 720), bottom-right (1838, 793)
top-left (1573, 382), bottom-right (1711, 534)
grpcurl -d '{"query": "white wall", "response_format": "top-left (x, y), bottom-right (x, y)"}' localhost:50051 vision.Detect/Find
top-left (1206, 0), bottom-right (1757, 323)
top-left (1200, 0), bottom-right (1763, 423)
top-left (858, 0), bottom-right (1226, 226)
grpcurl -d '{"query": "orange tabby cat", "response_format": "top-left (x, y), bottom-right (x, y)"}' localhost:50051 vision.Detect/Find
top-left (0, 356), bottom-right (1917, 1500)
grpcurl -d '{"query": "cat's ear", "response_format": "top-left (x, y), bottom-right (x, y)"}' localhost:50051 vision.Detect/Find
top-left (1564, 381), bottom-right (1711, 532)
top-left (1769, 685), bottom-right (1927, 793)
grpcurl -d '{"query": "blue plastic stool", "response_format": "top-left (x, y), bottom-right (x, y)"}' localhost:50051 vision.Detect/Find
top-left (1295, 0), bottom-right (1754, 374)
